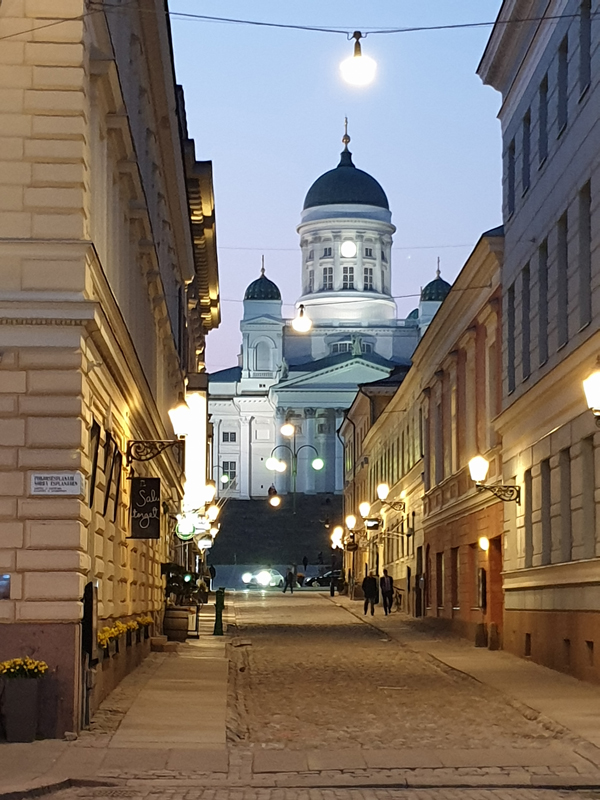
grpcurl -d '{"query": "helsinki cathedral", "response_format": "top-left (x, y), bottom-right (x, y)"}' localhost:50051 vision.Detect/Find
top-left (208, 130), bottom-right (450, 500)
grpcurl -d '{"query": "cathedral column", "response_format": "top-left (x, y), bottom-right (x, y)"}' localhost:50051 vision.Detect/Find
top-left (239, 414), bottom-right (253, 499)
top-left (275, 407), bottom-right (288, 494)
top-left (335, 408), bottom-right (345, 494)
top-left (333, 233), bottom-right (341, 291)
top-left (304, 408), bottom-right (317, 495)
top-left (356, 234), bottom-right (364, 290)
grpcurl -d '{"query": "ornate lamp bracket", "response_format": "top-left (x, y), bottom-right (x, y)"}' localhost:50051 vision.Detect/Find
top-left (382, 499), bottom-right (406, 513)
top-left (476, 482), bottom-right (520, 504)
top-left (126, 439), bottom-right (185, 469)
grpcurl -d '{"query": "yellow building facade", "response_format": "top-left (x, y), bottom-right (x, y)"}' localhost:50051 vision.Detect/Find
top-left (0, 0), bottom-right (219, 735)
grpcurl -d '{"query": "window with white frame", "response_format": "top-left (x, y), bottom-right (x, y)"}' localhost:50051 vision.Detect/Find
top-left (307, 249), bottom-right (314, 260)
top-left (222, 431), bottom-right (237, 443)
top-left (322, 246), bottom-right (332, 258)
top-left (342, 265), bottom-right (354, 289)
top-left (307, 269), bottom-right (314, 293)
top-left (221, 461), bottom-right (237, 487)
top-left (381, 250), bottom-right (387, 262)
top-left (322, 266), bottom-right (333, 290)
top-left (364, 247), bottom-right (373, 258)
top-left (363, 266), bottom-right (373, 290)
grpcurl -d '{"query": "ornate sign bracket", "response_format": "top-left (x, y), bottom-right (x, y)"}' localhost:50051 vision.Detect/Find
top-left (126, 440), bottom-right (185, 475)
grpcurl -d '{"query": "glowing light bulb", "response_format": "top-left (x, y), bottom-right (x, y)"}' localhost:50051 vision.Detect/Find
top-left (292, 304), bottom-right (312, 333)
top-left (340, 32), bottom-right (376, 87)
top-left (377, 483), bottom-right (390, 501)
top-left (469, 456), bottom-right (490, 483)
top-left (345, 514), bottom-right (356, 531)
top-left (359, 501), bottom-right (371, 518)
top-left (311, 457), bottom-right (324, 471)
top-left (275, 460), bottom-right (287, 473)
top-left (281, 423), bottom-right (295, 437)
top-left (341, 240), bottom-right (357, 258)
top-left (266, 457), bottom-right (279, 471)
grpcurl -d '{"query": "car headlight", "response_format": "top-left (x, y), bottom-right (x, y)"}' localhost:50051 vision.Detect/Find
top-left (256, 570), bottom-right (271, 587)
top-left (242, 572), bottom-right (252, 584)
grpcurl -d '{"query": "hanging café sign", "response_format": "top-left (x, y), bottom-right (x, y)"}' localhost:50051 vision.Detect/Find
top-left (130, 477), bottom-right (161, 539)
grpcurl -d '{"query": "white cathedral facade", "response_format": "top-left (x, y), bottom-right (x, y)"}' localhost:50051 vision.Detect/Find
top-left (208, 133), bottom-right (450, 500)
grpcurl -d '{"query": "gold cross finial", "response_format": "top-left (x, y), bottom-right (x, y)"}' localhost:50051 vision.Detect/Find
top-left (261, 255), bottom-right (265, 276)
top-left (342, 117), bottom-right (350, 149)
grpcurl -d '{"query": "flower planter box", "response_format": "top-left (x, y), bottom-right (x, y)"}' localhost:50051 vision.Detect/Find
top-left (126, 630), bottom-right (133, 648)
top-left (1, 679), bottom-right (40, 742)
top-left (136, 627), bottom-right (142, 644)
top-left (108, 639), bottom-right (118, 657)
top-left (143, 625), bottom-right (150, 640)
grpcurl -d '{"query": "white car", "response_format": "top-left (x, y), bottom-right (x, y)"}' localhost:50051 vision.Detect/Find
top-left (241, 568), bottom-right (285, 588)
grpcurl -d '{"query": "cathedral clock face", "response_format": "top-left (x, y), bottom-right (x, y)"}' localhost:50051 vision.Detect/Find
top-left (340, 240), bottom-right (357, 258)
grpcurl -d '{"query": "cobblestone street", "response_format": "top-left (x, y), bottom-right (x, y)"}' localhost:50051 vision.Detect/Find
top-left (6, 591), bottom-right (600, 800)
top-left (232, 592), bottom-right (568, 751)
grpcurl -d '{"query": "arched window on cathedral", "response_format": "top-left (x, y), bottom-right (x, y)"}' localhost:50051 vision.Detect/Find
top-left (255, 340), bottom-right (273, 372)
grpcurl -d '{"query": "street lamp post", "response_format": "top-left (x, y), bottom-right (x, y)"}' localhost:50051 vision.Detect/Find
top-left (266, 423), bottom-right (324, 514)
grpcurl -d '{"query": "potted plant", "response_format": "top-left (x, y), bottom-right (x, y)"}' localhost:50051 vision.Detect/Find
top-left (0, 657), bottom-right (48, 742)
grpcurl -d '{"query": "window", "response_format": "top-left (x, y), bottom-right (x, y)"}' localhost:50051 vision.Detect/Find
top-left (539, 75), bottom-right (548, 164)
top-left (522, 264), bottom-right (531, 380)
top-left (451, 547), bottom-right (459, 608)
top-left (331, 341), bottom-right (351, 354)
top-left (581, 437), bottom-right (596, 559)
top-left (507, 282), bottom-right (516, 393)
top-left (579, 181), bottom-right (592, 328)
top-left (381, 250), bottom-right (387, 262)
top-left (222, 461), bottom-right (237, 486)
top-left (317, 423), bottom-right (329, 435)
top-left (342, 265), bottom-right (354, 289)
top-left (538, 240), bottom-right (549, 364)
top-left (524, 469), bottom-right (533, 568)
top-left (364, 247), bottom-right (373, 258)
top-left (557, 212), bottom-right (568, 348)
top-left (307, 269), bottom-right (314, 293)
top-left (307, 249), bottom-right (314, 260)
top-left (222, 431), bottom-right (237, 443)
top-left (362, 342), bottom-right (373, 354)
top-left (436, 551), bottom-right (444, 608)
top-left (322, 266), bottom-right (333, 290)
top-left (541, 458), bottom-right (551, 565)
top-left (579, 0), bottom-right (591, 95)
top-left (558, 36), bottom-right (568, 132)
top-left (363, 266), bottom-right (374, 290)
top-left (559, 448), bottom-right (572, 562)
top-left (507, 139), bottom-right (516, 216)
top-left (522, 111), bottom-right (531, 193)
top-left (322, 247), bottom-right (332, 258)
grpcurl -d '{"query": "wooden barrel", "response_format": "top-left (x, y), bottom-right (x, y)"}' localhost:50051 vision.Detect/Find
top-left (163, 607), bottom-right (189, 641)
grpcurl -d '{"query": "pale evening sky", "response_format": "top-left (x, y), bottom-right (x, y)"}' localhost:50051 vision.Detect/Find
top-left (169, 1), bottom-right (504, 372)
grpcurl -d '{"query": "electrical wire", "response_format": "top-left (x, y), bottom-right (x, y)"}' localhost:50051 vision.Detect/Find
top-left (1, 3), bottom-right (597, 44)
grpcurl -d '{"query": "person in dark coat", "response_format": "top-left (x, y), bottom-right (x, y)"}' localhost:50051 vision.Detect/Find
top-left (362, 571), bottom-right (378, 615)
top-left (283, 569), bottom-right (295, 594)
top-left (380, 568), bottom-right (394, 615)
top-left (302, 555), bottom-right (308, 572)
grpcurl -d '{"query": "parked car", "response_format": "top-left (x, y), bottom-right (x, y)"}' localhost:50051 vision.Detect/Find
top-left (304, 570), bottom-right (341, 587)
top-left (241, 568), bottom-right (285, 588)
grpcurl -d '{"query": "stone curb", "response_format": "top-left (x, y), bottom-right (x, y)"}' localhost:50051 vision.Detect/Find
top-left (0, 778), bottom-right (115, 800)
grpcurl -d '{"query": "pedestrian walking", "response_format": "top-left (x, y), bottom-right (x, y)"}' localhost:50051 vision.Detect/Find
top-left (362, 571), bottom-right (378, 615)
top-left (283, 568), bottom-right (295, 594)
top-left (380, 568), bottom-right (394, 615)
top-left (302, 555), bottom-right (308, 572)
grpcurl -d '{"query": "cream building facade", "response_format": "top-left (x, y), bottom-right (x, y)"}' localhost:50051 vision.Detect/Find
top-left (0, 0), bottom-right (219, 735)
top-left (341, 230), bottom-right (504, 632)
top-left (479, 0), bottom-right (600, 680)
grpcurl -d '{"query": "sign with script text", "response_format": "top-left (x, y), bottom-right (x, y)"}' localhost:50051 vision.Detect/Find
top-left (130, 477), bottom-right (161, 539)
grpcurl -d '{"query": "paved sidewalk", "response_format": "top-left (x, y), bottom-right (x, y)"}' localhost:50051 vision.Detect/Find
top-left (330, 593), bottom-right (600, 755)
top-left (4, 592), bottom-right (600, 798)
top-left (0, 604), bottom-right (230, 797)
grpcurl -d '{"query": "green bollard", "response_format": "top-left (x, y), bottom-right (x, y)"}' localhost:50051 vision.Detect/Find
top-left (213, 587), bottom-right (225, 636)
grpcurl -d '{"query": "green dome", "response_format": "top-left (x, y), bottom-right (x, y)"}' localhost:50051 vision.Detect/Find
top-left (407, 308), bottom-right (419, 320)
top-left (421, 275), bottom-right (451, 302)
top-left (303, 147), bottom-right (389, 211)
top-left (244, 270), bottom-right (281, 301)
